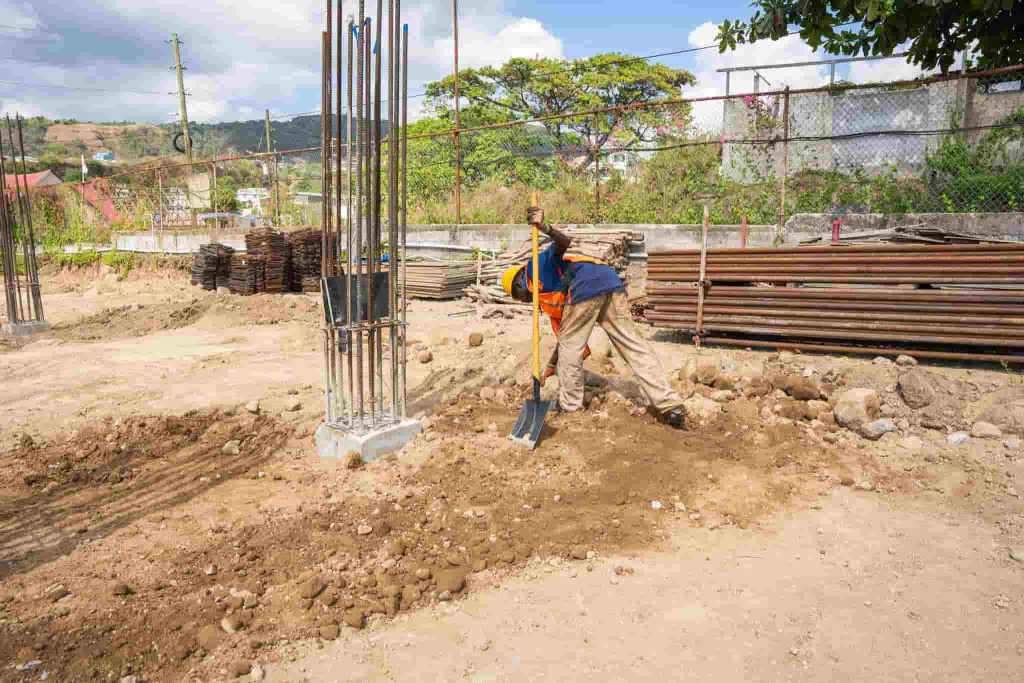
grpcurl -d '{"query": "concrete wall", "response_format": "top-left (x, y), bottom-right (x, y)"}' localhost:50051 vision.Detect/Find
top-left (101, 213), bottom-right (1024, 258)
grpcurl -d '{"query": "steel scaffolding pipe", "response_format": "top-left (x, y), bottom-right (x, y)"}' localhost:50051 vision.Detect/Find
top-left (319, 0), bottom-right (409, 434)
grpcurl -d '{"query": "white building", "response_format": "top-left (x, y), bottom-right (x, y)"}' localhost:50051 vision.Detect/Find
top-left (236, 187), bottom-right (271, 215)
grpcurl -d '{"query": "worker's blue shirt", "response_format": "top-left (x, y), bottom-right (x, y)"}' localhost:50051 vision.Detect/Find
top-left (526, 242), bottom-right (625, 305)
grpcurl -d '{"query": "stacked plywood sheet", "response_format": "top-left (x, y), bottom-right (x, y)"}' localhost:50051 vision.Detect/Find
top-left (402, 261), bottom-right (478, 299)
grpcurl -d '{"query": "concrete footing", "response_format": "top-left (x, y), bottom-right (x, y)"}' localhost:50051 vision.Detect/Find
top-left (2, 321), bottom-right (50, 337)
top-left (315, 419), bottom-right (422, 463)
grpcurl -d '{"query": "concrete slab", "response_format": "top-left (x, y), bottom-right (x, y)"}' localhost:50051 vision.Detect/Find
top-left (315, 419), bottom-right (422, 463)
top-left (2, 321), bottom-right (51, 337)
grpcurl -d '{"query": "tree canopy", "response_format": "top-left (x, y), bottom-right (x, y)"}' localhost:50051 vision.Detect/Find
top-left (425, 54), bottom-right (695, 173)
top-left (716, 0), bottom-right (1024, 73)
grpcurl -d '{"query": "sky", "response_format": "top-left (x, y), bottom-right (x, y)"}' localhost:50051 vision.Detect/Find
top-left (0, 0), bottom-right (925, 131)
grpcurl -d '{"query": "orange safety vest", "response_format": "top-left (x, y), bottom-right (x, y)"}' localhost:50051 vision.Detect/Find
top-left (526, 254), bottom-right (604, 334)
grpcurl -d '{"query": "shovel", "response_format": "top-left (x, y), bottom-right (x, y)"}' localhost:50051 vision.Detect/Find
top-left (509, 191), bottom-right (551, 450)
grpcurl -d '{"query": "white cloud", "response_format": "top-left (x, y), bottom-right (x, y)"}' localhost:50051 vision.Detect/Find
top-left (0, 0), bottom-right (562, 129)
top-left (684, 21), bottom-right (833, 133)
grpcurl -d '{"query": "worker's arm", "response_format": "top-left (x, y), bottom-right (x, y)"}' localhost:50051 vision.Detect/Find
top-left (528, 206), bottom-right (572, 259)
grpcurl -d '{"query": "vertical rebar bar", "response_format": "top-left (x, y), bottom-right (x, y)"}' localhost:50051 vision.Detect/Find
top-left (400, 23), bottom-right (409, 417)
top-left (4, 117), bottom-right (27, 322)
top-left (373, 0), bottom-right (385, 418)
top-left (14, 115), bottom-right (42, 320)
top-left (779, 86), bottom-right (790, 241)
top-left (0, 128), bottom-right (19, 324)
top-left (389, 0), bottom-right (401, 420)
top-left (320, 30), bottom-right (334, 424)
top-left (346, 16), bottom-right (356, 427)
top-left (355, 10), bottom-right (366, 423)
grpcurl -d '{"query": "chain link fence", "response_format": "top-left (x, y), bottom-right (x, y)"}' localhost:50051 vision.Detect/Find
top-left (24, 63), bottom-right (1024, 248)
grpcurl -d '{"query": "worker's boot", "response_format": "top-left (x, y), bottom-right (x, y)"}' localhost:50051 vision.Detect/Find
top-left (658, 407), bottom-right (687, 430)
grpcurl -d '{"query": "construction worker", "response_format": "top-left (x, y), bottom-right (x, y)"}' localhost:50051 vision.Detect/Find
top-left (501, 205), bottom-right (686, 428)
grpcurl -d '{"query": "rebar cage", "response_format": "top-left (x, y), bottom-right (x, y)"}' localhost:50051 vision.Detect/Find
top-left (319, 0), bottom-right (410, 435)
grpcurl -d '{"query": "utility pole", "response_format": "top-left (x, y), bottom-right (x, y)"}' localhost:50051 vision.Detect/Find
top-left (265, 108), bottom-right (275, 222)
top-left (172, 33), bottom-right (193, 163)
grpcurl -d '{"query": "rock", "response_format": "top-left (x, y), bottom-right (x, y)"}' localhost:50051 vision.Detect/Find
top-left (682, 394), bottom-right (722, 425)
top-left (250, 664), bottom-right (265, 682)
top-left (245, 401), bottom-right (260, 415)
top-left (467, 332), bottom-right (484, 347)
top-left (805, 399), bottom-right (830, 419)
top-left (472, 559), bottom-right (487, 572)
top-left (712, 375), bottom-right (736, 391)
top-left (709, 390), bottom-right (734, 403)
top-left (435, 569), bottom-right (467, 594)
top-left (414, 567), bottom-right (432, 580)
top-left (880, 404), bottom-right (897, 417)
top-left (285, 397), bottom-right (302, 412)
top-left (111, 582), bottom-right (132, 596)
top-left (479, 386), bottom-right (496, 401)
top-left (221, 615), bottom-right (243, 634)
top-left (1004, 437), bottom-right (1022, 450)
top-left (204, 564), bottom-right (217, 576)
top-left (873, 356), bottom-right (894, 366)
top-left (970, 421), bottom-right (1002, 439)
top-left (232, 661), bottom-right (253, 678)
top-left (786, 376), bottom-right (821, 401)
top-left (948, 432), bottom-right (970, 445)
top-left (690, 356), bottom-right (719, 385)
top-left (861, 418), bottom-right (898, 441)
top-left (299, 576), bottom-right (326, 599)
top-left (900, 435), bottom-right (924, 451)
top-left (418, 350), bottom-right (433, 364)
top-left (221, 440), bottom-right (242, 456)
top-left (402, 584), bottom-right (421, 604)
top-left (319, 625), bottom-right (340, 640)
top-left (898, 370), bottom-right (937, 409)
top-left (429, 329), bottom-right (450, 346)
top-left (832, 388), bottom-right (881, 432)
top-left (1010, 548), bottom-right (1024, 562)
top-left (777, 399), bottom-right (810, 421)
top-left (357, 524), bottom-right (373, 535)
top-left (45, 585), bottom-right (69, 602)
top-left (197, 624), bottom-right (222, 650)
top-left (895, 355), bottom-right (918, 367)
top-left (343, 451), bottom-right (364, 470)
top-left (343, 609), bottom-right (366, 630)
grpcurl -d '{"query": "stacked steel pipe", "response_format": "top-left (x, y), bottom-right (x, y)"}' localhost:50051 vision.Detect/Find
top-left (0, 114), bottom-right (45, 330)
top-left (645, 243), bottom-right (1024, 363)
top-left (319, 0), bottom-right (410, 431)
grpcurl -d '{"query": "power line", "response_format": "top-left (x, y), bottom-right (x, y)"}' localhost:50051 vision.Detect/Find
top-left (0, 24), bottom-right (49, 33)
top-left (0, 79), bottom-right (173, 96)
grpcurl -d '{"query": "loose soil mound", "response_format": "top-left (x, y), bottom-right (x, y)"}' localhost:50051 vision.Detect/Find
top-left (0, 392), bottom-right (858, 681)
top-left (50, 300), bottom-right (212, 343)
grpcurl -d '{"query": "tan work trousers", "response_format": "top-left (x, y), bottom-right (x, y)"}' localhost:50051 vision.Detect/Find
top-left (557, 291), bottom-right (684, 414)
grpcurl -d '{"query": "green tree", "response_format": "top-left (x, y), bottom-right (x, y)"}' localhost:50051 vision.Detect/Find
top-left (426, 54), bottom-right (695, 175)
top-left (717, 0), bottom-right (1024, 73)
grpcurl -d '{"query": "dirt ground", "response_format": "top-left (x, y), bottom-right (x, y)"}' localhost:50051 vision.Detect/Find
top-left (2, 263), bottom-right (1023, 682)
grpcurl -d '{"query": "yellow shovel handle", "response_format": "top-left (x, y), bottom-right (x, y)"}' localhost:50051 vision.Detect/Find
top-left (530, 190), bottom-right (541, 382)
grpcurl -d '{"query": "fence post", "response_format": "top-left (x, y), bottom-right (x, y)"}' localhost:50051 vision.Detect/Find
top-left (156, 170), bottom-right (163, 232)
top-left (452, 0), bottom-right (462, 226)
top-left (594, 115), bottom-right (600, 224)
top-left (778, 86), bottom-right (790, 243)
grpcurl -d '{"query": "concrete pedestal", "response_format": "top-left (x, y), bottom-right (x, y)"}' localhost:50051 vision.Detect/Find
top-left (2, 321), bottom-right (50, 337)
top-left (315, 419), bottom-right (422, 463)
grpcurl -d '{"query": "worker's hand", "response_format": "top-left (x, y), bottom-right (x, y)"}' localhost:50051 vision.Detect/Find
top-left (527, 206), bottom-right (545, 228)
top-left (541, 365), bottom-right (556, 385)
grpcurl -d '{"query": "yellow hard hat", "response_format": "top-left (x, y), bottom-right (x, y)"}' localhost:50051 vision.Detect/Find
top-left (501, 264), bottom-right (525, 297)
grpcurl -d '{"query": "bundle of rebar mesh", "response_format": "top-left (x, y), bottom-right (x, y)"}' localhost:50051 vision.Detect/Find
top-left (228, 253), bottom-right (264, 295)
top-left (645, 243), bottom-right (1024, 362)
top-left (287, 229), bottom-right (324, 292)
top-left (190, 243), bottom-right (234, 290)
top-left (246, 229), bottom-right (290, 293)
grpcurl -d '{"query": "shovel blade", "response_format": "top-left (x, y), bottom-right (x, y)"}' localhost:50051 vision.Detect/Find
top-left (509, 399), bottom-right (551, 450)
